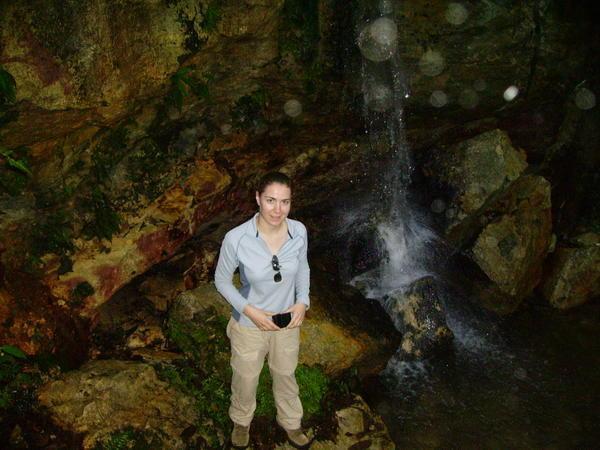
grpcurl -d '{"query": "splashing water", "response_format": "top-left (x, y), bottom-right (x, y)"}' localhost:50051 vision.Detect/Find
top-left (357, 17), bottom-right (399, 62)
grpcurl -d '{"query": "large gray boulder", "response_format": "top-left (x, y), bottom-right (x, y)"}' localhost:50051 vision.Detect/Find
top-left (542, 232), bottom-right (600, 309)
top-left (471, 175), bottom-right (552, 301)
top-left (38, 360), bottom-right (197, 449)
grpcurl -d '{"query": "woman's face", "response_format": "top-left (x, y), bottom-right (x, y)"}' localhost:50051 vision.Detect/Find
top-left (256, 182), bottom-right (292, 228)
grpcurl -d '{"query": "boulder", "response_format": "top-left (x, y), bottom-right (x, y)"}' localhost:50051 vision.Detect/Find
top-left (542, 232), bottom-right (600, 309)
top-left (275, 395), bottom-right (395, 450)
top-left (471, 175), bottom-right (552, 304)
top-left (383, 276), bottom-right (452, 360)
top-left (425, 129), bottom-right (527, 245)
top-left (37, 360), bottom-right (198, 449)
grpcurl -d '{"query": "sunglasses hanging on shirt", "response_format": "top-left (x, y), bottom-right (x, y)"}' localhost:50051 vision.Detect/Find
top-left (271, 255), bottom-right (282, 283)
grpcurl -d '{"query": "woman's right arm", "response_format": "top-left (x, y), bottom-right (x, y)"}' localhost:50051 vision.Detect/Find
top-left (214, 233), bottom-right (250, 316)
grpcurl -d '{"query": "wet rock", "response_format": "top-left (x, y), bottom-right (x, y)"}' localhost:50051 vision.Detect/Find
top-left (425, 129), bottom-right (527, 245)
top-left (303, 271), bottom-right (401, 376)
top-left (383, 276), bottom-right (453, 359)
top-left (38, 360), bottom-right (197, 449)
top-left (276, 395), bottom-right (395, 450)
top-left (471, 175), bottom-right (552, 305)
top-left (542, 232), bottom-right (600, 309)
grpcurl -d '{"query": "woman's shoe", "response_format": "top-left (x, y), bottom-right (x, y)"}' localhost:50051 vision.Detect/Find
top-left (230, 423), bottom-right (250, 449)
top-left (283, 428), bottom-right (311, 449)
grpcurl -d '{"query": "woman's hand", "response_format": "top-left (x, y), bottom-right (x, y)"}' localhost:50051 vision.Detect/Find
top-left (243, 304), bottom-right (280, 331)
top-left (285, 303), bottom-right (306, 328)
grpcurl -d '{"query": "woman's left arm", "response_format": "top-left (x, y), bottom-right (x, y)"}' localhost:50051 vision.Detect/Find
top-left (287, 226), bottom-right (310, 328)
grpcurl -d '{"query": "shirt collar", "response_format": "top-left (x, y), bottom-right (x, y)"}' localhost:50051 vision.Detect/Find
top-left (250, 213), bottom-right (294, 239)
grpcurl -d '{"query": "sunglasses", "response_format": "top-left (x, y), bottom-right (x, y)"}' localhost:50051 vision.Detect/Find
top-left (271, 255), bottom-right (282, 283)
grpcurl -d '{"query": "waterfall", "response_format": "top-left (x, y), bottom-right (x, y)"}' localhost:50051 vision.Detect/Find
top-left (350, 3), bottom-right (438, 300)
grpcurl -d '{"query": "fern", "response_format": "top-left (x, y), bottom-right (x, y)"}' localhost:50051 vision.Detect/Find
top-left (0, 65), bottom-right (16, 105)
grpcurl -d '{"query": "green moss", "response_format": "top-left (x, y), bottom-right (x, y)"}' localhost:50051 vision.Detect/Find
top-left (255, 364), bottom-right (330, 419)
top-left (0, 346), bottom-right (40, 420)
top-left (167, 66), bottom-right (212, 112)
top-left (0, 65), bottom-right (17, 105)
top-left (161, 310), bottom-right (232, 446)
top-left (201, 1), bottom-right (222, 32)
top-left (0, 146), bottom-right (31, 196)
top-left (92, 427), bottom-right (165, 450)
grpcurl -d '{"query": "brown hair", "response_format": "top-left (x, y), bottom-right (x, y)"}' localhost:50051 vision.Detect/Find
top-left (256, 171), bottom-right (292, 194)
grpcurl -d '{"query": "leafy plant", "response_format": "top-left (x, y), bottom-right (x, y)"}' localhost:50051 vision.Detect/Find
top-left (201, 1), bottom-right (222, 32)
top-left (0, 146), bottom-right (31, 195)
top-left (167, 67), bottom-right (212, 112)
top-left (0, 345), bottom-right (39, 417)
top-left (92, 427), bottom-right (165, 450)
top-left (255, 363), bottom-right (329, 418)
top-left (0, 65), bottom-right (16, 105)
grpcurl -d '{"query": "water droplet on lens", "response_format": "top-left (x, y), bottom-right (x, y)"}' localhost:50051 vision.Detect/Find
top-left (430, 90), bottom-right (448, 108)
top-left (575, 87), bottom-right (596, 110)
top-left (459, 88), bottom-right (479, 109)
top-left (446, 3), bottom-right (469, 25)
top-left (283, 99), bottom-right (302, 117)
top-left (419, 50), bottom-right (445, 77)
top-left (358, 17), bottom-right (399, 62)
top-left (503, 85), bottom-right (519, 101)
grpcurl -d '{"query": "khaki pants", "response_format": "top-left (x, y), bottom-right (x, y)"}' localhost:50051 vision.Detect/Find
top-left (226, 317), bottom-right (303, 429)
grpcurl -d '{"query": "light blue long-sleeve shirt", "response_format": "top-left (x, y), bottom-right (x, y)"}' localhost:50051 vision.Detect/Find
top-left (214, 213), bottom-right (310, 328)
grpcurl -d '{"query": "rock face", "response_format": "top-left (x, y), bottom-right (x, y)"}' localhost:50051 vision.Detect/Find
top-left (37, 360), bottom-right (198, 449)
top-left (426, 129), bottom-right (528, 244)
top-left (471, 175), bottom-right (552, 299)
top-left (543, 232), bottom-right (600, 309)
top-left (383, 277), bottom-right (453, 360)
top-left (425, 129), bottom-right (553, 313)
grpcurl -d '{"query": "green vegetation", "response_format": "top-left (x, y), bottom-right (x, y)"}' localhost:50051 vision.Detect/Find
top-left (0, 65), bottom-right (16, 106)
top-left (0, 146), bottom-right (31, 196)
top-left (255, 364), bottom-right (329, 418)
top-left (0, 345), bottom-right (40, 419)
top-left (232, 88), bottom-right (268, 129)
top-left (201, 1), bottom-right (222, 32)
top-left (167, 66), bottom-right (212, 112)
top-left (92, 427), bottom-right (165, 450)
top-left (161, 310), bottom-right (231, 447)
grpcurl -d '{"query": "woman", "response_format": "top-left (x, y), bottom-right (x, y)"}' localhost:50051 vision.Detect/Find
top-left (214, 172), bottom-right (311, 449)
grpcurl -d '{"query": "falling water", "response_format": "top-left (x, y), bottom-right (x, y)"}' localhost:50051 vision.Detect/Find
top-left (347, 4), bottom-right (600, 448)
top-left (352, 3), bottom-right (438, 299)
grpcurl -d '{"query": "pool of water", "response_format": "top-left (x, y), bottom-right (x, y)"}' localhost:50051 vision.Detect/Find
top-left (365, 298), bottom-right (600, 449)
